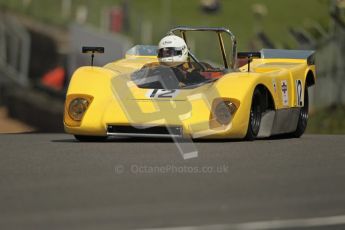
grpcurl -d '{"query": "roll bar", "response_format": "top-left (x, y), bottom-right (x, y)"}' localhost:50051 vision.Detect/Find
top-left (167, 26), bottom-right (237, 69)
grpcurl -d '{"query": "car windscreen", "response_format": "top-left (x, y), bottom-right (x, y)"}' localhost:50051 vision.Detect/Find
top-left (130, 62), bottom-right (220, 89)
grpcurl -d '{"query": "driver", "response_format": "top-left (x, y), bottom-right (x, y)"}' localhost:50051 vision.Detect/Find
top-left (156, 35), bottom-right (205, 86)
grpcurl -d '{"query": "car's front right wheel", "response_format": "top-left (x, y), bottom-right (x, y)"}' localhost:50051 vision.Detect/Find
top-left (290, 86), bottom-right (309, 138)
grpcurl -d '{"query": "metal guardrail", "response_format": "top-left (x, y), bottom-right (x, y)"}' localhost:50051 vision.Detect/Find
top-left (289, 1), bottom-right (345, 108)
top-left (313, 18), bottom-right (345, 107)
top-left (311, 30), bottom-right (344, 107)
top-left (0, 12), bottom-right (30, 87)
top-left (68, 23), bottom-right (132, 78)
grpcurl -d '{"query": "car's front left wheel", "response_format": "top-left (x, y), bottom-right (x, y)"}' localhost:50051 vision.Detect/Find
top-left (245, 88), bottom-right (263, 141)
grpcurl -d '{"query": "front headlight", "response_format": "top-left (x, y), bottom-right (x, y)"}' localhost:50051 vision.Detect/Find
top-left (210, 98), bottom-right (240, 129)
top-left (68, 98), bottom-right (90, 121)
top-left (214, 101), bottom-right (237, 125)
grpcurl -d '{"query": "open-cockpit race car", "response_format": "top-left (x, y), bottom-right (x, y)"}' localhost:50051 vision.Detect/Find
top-left (64, 27), bottom-right (316, 141)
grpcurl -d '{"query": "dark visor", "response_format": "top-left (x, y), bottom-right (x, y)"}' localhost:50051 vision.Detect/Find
top-left (157, 47), bottom-right (182, 58)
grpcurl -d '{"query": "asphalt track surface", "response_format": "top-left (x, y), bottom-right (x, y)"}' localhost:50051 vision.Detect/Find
top-left (1, 134), bottom-right (345, 230)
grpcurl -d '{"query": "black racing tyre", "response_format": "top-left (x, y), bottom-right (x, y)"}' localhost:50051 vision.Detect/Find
top-left (74, 135), bottom-right (108, 142)
top-left (245, 88), bottom-right (263, 141)
top-left (291, 87), bottom-right (309, 138)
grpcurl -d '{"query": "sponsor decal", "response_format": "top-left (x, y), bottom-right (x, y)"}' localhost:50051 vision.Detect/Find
top-left (162, 40), bottom-right (172, 45)
top-left (295, 79), bottom-right (304, 107)
top-left (146, 89), bottom-right (179, 98)
top-left (281, 80), bottom-right (289, 106)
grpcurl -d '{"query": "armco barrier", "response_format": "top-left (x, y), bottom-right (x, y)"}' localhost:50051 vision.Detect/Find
top-left (3, 85), bottom-right (64, 132)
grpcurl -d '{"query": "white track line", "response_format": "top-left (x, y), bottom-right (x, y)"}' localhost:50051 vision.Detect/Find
top-left (139, 214), bottom-right (345, 230)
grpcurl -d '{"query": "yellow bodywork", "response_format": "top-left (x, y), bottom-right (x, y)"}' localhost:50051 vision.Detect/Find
top-left (64, 55), bottom-right (316, 139)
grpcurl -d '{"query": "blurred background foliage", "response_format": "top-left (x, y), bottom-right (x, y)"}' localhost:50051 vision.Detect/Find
top-left (0, 0), bottom-right (330, 50)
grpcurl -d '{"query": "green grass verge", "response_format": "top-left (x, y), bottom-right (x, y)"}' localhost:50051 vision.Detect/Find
top-left (307, 106), bottom-right (345, 134)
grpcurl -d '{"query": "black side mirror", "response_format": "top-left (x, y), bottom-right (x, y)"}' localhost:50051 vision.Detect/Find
top-left (82, 46), bottom-right (105, 66)
top-left (237, 52), bottom-right (261, 72)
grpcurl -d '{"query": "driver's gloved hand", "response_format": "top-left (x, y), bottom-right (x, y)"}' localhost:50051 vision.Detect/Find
top-left (186, 69), bottom-right (206, 84)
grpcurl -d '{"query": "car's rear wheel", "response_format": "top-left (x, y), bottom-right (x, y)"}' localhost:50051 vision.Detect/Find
top-left (245, 88), bottom-right (262, 141)
top-left (290, 86), bottom-right (309, 138)
top-left (74, 135), bottom-right (108, 142)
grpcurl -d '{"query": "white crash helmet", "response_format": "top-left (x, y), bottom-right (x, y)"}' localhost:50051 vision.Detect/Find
top-left (157, 35), bottom-right (188, 64)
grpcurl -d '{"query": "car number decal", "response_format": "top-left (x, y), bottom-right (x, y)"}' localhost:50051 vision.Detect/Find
top-left (146, 89), bottom-right (179, 98)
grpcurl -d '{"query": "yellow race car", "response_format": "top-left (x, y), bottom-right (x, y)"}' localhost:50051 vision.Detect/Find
top-left (64, 27), bottom-right (316, 141)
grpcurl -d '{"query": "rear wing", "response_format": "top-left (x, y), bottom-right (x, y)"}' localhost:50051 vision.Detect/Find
top-left (260, 49), bottom-right (315, 65)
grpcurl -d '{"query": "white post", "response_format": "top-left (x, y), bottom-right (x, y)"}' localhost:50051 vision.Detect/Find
top-left (22, 0), bottom-right (32, 8)
top-left (100, 7), bottom-right (110, 32)
top-left (141, 20), bottom-right (152, 45)
top-left (162, 0), bottom-right (171, 29)
top-left (0, 19), bottom-right (6, 65)
top-left (61, 0), bottom-right (72, 19)
top-left (75, 5), bottom-right (88, 24)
